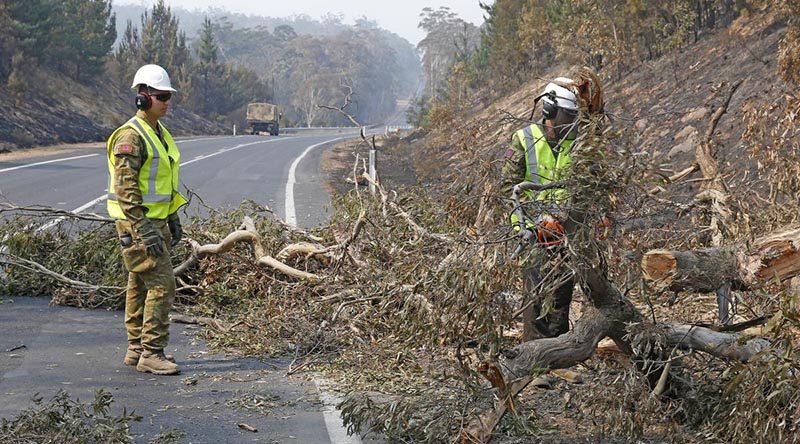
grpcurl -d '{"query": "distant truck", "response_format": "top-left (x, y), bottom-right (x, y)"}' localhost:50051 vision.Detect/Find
top-left (246, 103), bottom-right (280, 136)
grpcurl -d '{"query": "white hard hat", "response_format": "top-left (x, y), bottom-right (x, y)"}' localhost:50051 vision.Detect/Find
top-left (131, 64), bottom-right (177, 92)
top-left (542, 77), bottom-right (578, 113)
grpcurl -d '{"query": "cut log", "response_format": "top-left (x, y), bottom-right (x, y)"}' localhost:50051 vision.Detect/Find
top-left (642, 247), bottom-right (740, 293)
top-left (642, 228), bottom-right (800, 292)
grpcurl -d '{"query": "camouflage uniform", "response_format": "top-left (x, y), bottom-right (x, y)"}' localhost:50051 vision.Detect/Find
top-left (109, 110), bottom-right (176, 353)
top-left (502, 121), bottom-right (574, 341)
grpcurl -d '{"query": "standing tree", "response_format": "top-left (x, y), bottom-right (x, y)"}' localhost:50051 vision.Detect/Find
top-left (139, 0), bottom-right (189, 75)
top-left (0, 0), bottom-right (56, 86)
top-left (194, 17), bottom-right (221, 117)
top-left (49, 0), bottom-right (116, 81)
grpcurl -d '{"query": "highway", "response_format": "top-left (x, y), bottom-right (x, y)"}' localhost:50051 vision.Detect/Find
top-left (0, 131), bottom-right (358, 227)
top-left (0, 131), bottom-right (381, 444)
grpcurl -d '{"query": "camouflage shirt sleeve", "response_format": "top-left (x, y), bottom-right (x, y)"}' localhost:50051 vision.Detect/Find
top-left (500, 130), bottom-right (527, 196)
top-left (111, 128), bottom-right (148, 227)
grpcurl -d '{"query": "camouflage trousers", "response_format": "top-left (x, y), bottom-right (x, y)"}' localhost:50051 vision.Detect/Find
top-left (521, 246), bottom-right (574, 342)
top-left (115, 218), bottom-right (175, 352)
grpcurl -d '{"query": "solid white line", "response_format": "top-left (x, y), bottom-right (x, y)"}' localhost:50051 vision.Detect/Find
top-left (285, 138), bottom-right (343, 226)
top-left (0, 153), bottom-right (99, 173)
top-left (34, 138), bottom-right (278, 231)
top-left (314, 379), bottom-right (362, 444)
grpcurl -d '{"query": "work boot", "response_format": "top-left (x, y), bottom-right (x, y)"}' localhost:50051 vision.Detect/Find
top-left (136, 350), bottom-right (180, 375)
top-left (123, 344), bottom-right (175, 366)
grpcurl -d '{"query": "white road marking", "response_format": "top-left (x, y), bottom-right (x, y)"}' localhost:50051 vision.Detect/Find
top-left (175, 137), bottom-right (225, 143)
top-left (33, 138), bottom-right (279, 231)
top-left (314, 378), bottom-right (362, 444)
top-left (285, 138), bottom-right (343, 226)
top-left (0, 137), bottom-right (237, 174)
top-left (0, 153), bottom-right (99, 173)
top-left (180, 139), bottom-right (275, 167)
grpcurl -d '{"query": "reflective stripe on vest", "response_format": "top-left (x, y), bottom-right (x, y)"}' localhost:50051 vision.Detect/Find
top-left (107, 116), bottom-right (186, 219)
top-left (516, 123), bottom-right (573, 203)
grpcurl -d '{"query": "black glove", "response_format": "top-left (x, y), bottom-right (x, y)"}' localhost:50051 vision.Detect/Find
top-left (518, 228), bottom-right (536, 243)
top-left (168, 213), bottom-right (182, 247)
top-left (137, 220), bottom-right (165, 257)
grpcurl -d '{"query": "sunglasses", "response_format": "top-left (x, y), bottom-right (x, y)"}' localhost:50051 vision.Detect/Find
top-left (149, 92), bottom-right (172, 102)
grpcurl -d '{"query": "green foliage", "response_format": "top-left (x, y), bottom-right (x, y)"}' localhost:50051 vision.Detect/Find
top-left (48, 0), bottom-right (116, 81)
top-left (0, 0), bottom-right (55, 82)
top-left (406, 96), bottom-right (432, 128)
top-left (0, 389), bottom-right (141, 443)
top-left (0, 0), bottom-right (115, 83)
top-left (148, 428), bottom-right (186, 444)
top-left (194, 17), bottom-right (220, 118)
top-left (478, 0), bottom-right (531, 87)
top-left (0, 218), bottom-right (125, 308)
top-left (340, 389), bottom-right (483, 443)
top-left (139, 0), bottom-right (189, 77)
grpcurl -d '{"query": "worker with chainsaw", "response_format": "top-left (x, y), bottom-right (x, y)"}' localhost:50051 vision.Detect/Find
top-left (107, 64), bottom-right (187, 375)
top-left (502, 77), bottom-right (580, 342)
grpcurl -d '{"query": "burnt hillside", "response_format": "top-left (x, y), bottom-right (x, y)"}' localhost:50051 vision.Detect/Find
top-left (0, 69), bottom-right (226, 153)
top-left (407, 12), bottom-right (785, 196)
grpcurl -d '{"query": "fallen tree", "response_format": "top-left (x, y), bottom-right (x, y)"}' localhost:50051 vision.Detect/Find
top-left (642, 227), bottom-right (800, 292)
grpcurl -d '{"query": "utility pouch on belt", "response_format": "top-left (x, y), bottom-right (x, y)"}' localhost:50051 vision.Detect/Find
top-left (116, 220), bottom-right (156, 273)
top-left (121, 243), bottom-right (157, 273)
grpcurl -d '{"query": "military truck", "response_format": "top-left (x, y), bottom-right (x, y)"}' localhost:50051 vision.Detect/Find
top-left (246, 103), bottom-right (280, 136)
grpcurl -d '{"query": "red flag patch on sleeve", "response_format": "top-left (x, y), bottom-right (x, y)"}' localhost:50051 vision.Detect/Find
top-left (504, 148), bottom-right (514, 158)
top-left (117, 144), bottom-right (133, 154)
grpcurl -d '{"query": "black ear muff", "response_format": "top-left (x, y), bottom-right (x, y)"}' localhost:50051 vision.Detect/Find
top-left (542, 91), bottom-right (558, 120)
top-left (135, 92), bottom-right (152, 110)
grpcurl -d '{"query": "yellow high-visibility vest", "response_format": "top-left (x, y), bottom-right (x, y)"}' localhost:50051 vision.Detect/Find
top-left (518, 123), bottom-right (573, 202)
top-left (106, 116), bottom-right (188, 220)
top-left (510, 123), bottom-right (573, 229)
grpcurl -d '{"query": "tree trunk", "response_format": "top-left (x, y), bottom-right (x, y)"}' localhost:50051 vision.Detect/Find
top-left (642, 228), bottom-right (800, 292)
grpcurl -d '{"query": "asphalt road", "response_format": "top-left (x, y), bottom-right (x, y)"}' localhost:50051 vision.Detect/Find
top-left (0, 131), bottom-right (380, 443)
top-left (0, 297), bottom-right (349, 443)
top-left (0, 131), bottom-right (358, 227)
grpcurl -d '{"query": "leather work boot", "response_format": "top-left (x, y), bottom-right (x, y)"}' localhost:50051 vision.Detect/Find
top-left (124, 344), bottom-right (175, 366)
top-left (136, 350), bottom-right (180, 375)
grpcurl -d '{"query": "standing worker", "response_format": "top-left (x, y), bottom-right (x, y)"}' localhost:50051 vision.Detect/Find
top-left (502, 77), bottom-right (580, 342)
top-left (107, 64), bottom-right (187, 375)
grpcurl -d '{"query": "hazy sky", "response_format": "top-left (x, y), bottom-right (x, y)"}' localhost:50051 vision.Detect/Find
top-left (118, 0), bottom-right (488, 44)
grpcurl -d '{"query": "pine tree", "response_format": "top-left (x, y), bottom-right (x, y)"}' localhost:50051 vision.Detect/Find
top-left (195, 17), bottom-right (220, 116)
top-left (49, 0), bottom-right (116, 81)
top-left (0, 0), bottom-right (56, 82)
top-left (139, 0), bottom-right (189, 74)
